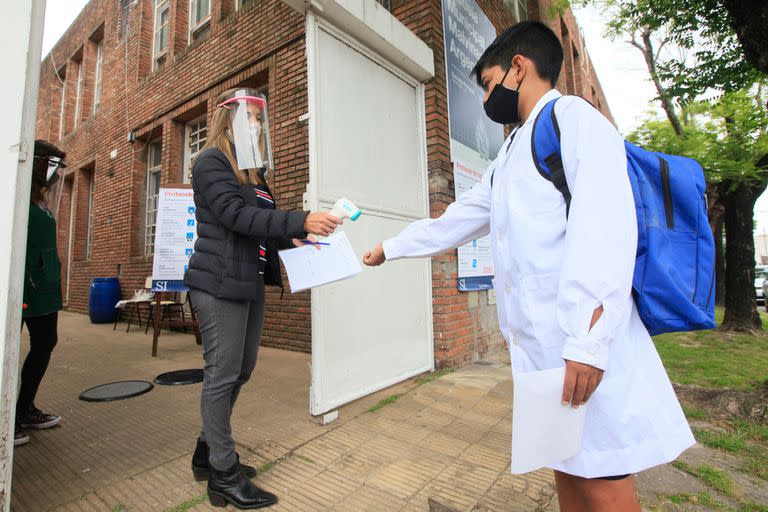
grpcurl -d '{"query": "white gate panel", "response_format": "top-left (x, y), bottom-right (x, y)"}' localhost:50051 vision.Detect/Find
top-left (315, 28), bottom-right (426, 216)
top-left (307, 17), bottom-right (433, 415)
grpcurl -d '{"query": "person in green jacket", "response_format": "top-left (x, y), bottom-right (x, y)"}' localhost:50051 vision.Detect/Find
top-left (15, 140), bottom-right (67, 447)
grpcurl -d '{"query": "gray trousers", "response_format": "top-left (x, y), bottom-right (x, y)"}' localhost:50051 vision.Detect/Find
top-left (190, 286), bottom-right (265, 470)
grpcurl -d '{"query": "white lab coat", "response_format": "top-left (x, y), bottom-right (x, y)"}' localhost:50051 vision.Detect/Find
top-left (383, 89), bottom-right (694, 478)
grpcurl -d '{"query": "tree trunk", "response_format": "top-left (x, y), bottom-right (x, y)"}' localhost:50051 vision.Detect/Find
top-left (723, 0), bottom-right (768, 75)
top-left (707, 181), bottom-right (727, 306)
top-left (715, 219), bottom-right (725, 306)
top-left (638, 30), bottom-right (685, 136)
top-left (720, 182), bottom-right (764, 333)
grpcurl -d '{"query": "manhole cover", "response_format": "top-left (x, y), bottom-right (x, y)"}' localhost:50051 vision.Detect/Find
top-left (79, 380), bottom-right (154, 402)
top-left (154, 369), bottom-right (204, 386)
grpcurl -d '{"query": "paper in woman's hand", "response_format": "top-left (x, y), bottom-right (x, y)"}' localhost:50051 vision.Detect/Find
top-left (278, 231), bottom-right (362, 293)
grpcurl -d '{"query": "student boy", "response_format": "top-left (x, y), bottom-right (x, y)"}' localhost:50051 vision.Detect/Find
top-left (363, 21), bottom-right (694, 511)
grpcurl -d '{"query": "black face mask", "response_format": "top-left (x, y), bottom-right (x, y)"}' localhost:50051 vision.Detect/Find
top-left (484, 66), bottom-right (524, 125)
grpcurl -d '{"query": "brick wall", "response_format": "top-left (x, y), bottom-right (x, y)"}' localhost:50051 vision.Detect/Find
top-left (37, 0), bottom-right (311, 349)
top-left (529, 0), bottom-right (613, 121)
top-left (36, 0), bottom-right (612, 365)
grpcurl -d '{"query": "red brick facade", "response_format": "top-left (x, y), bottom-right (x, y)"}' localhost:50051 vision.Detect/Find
top-left (36, 0), bottom-right (612, 366)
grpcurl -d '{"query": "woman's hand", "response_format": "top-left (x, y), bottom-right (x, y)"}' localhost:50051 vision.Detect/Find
top-left (292, 235), bottom-right (321, 250)
top-left (304, 212), bottom-right (342, 237)
top-left (363, 243), bottom-right (386, 266)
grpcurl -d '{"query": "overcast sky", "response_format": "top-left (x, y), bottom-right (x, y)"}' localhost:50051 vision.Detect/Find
top-left (42, 0), bottom-right (768, 233)
top-left (42, 1), bottom-right (659, 133)
top-left (42, 0), bottom-right (90, 57)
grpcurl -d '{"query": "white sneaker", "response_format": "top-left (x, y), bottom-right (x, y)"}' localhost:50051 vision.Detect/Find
top-left (14, 429), bottom-right (30, 446)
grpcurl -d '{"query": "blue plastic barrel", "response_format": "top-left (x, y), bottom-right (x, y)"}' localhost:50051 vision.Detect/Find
top-left (89, 277), bottom-right (121, 323)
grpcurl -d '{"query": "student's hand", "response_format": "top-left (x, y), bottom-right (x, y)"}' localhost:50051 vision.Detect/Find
top-left (561, 359), bottom-right (603, 408)
top-left (292, 235), bottom-right (321, 250)
top-left (304, 212), bottom-right (342, 237)
top-left (363, 243), bottom-right (386, 266)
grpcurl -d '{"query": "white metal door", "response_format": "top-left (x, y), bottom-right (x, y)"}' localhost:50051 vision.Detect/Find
top-left (306, 16), bottom-right (433, 415)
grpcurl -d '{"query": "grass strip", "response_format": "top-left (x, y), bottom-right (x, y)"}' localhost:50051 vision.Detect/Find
top-left (162, 494), bottom-right (207, 512)
top-left (366, 393), bottom-right (403, 413)
top-left (673, 461), bottom-right (738, 497)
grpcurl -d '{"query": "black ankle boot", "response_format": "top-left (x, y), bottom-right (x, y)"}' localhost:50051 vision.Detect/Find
top-left (191, 439), bottom-right (257, 481)
top-left (207, 462), bottom-right (278, 509)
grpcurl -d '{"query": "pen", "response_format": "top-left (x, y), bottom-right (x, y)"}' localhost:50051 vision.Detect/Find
top-left (301, 240), bottom-right (331, 246)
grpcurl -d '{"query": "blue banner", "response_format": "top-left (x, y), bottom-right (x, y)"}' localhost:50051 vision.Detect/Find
top-left (151, 280), bottom-right (188, 292)
top-left (458, 276), bottom-right (494, 291)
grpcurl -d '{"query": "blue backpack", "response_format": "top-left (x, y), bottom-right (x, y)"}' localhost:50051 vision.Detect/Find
top-left (531, 97), bottom-right (716, 336)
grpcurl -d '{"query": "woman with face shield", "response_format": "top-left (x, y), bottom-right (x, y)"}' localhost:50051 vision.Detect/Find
top-left (183, 88), bottom-right (341, 509)
top-left (15, 140), bottom-right (68, 447)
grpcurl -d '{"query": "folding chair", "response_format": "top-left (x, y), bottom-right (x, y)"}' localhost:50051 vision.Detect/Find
top-left (113, 277), bottom-right (154, 333)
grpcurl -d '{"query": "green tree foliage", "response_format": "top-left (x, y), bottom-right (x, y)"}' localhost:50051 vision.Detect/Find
top-left (569, 0), bottom-right (763, 102)
top-left (630, 87), bottom-right (768, 187)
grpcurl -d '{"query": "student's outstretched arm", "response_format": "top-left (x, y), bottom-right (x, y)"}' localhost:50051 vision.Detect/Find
top-left (364, 164), bottom-right (494, 266)
top-left (555, 97), bottom-right (637, 406)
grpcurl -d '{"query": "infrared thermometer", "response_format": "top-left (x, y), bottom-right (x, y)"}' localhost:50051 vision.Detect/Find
top-left (329, 197), bottom-right (362, 221)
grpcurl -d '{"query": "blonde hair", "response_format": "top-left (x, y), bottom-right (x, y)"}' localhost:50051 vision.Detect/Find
top-left (202, 88), bottom-right (267, 186)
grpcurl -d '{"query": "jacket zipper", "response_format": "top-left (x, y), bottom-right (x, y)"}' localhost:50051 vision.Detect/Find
top-left (705, 265), bottom-right (716, 309)
top-left (659, 157), bottom-right (674, 229)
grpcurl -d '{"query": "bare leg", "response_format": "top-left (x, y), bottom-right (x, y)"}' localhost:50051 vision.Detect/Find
top-left (555, 471), bottom-right (587, 512)
top-left (580, 474), bottom-right (640, 512)
top-left (555, 471), bottom-right (640, 512)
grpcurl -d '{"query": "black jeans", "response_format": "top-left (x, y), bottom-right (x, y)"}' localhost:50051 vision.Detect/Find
top-left (17, 312), bottom-right (59, 423)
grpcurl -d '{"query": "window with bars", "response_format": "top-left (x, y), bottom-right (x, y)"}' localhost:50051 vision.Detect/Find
top-left (73, 62), bottom-right (84, 129)
top-left (184, 117), bottom-right (207, 183)
top-left (189, 0), bottom-right (211, 37)
top-left (153, 0), bottom-right (170, 70)
top-left (504, 0), bottom-right (527, 22)
top-left (93, 42), bottom-right (103, 114)
top-left (58, 78), bottom-right (67, 139)
top-left (85, 172), bottom-right (95, 259)
top-left (516, 0), bottom-right (527, 22)
top-left (145, 142), bottom-right (162, 256)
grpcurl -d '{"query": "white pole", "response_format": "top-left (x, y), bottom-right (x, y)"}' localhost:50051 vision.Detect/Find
top-left (0, 0), bottom-right (46, 509)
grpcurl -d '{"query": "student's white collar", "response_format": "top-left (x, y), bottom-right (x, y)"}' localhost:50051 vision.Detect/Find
top-left (522, 89), bottom-right (562, 128)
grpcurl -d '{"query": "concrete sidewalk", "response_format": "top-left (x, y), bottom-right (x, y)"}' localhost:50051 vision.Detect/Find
top-left (11, 312), bottom-right (555, 512)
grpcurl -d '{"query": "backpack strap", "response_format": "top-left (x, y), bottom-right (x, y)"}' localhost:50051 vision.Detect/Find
top-left (490, 129), bottom-right (519, 188)
top-left (532, 97), bottom-right (572, 217)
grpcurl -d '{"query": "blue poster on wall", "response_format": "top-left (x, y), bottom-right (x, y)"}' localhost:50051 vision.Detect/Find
top-left (442, 0), bottom-right (504, 166)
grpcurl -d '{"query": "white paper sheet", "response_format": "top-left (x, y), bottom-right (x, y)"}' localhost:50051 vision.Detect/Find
top-left (511, 366), bottom-right (588, 474)
top-left (278, 231), bottom-right (362, 293)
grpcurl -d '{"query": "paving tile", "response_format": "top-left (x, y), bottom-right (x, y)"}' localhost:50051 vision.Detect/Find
top-left (331, 483), bottom-right (408, 512)
top-left (13, 312), bottom-right (558, 512)
top-left (367, 456), bottom-right (447, 501)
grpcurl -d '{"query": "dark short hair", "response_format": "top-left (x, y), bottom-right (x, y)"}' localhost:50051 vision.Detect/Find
top-left (471, 21), bottom-right (564, 87)
top-left (32, 139), bottom-right (66, 179)
top-left (34, 139), bottom-right (66, 160)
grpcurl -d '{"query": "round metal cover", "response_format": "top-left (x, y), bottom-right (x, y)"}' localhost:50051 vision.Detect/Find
top-left (79, 380), bottom-right (154, 402)
top-left (154, 369), bottom-right (204, 386)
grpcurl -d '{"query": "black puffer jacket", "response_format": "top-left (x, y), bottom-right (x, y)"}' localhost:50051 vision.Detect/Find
top-left (183, 148), bottom-right (308, 301)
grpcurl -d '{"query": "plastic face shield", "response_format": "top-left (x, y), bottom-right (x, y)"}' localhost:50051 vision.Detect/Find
top-left (33, 154), bottom-right (68, 214)
top-left (35, 154), bottom-right (67, 186)
top-left (218, 90), bottom-right (272, 172)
